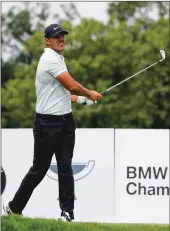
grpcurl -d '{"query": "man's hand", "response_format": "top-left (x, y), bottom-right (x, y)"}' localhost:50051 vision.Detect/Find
top-left (77, 96), bottom-right (97, 106)
top-left (88, 90), bottom-right (102, 102)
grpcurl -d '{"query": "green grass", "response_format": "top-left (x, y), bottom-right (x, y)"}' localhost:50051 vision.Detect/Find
top-left (1, 215), bottom-right (169, 231)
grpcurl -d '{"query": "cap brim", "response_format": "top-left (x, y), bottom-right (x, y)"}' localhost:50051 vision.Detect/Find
top-left (51, 30), bottom-right (69, 37)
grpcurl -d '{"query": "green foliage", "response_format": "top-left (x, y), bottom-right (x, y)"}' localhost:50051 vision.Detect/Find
top-left (1, 2), bottom-right (170, 128)
top-left (2, 72), bottom-right (36, 128)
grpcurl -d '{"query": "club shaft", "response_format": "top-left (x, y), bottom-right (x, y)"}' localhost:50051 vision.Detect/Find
top-left (83, 56), bottom-right (164, 105)
top-left (101, 59), bottom-right (163, 95)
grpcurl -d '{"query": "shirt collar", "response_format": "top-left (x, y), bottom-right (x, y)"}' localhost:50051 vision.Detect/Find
top-left (44, 48), bottom-right (64, 60)
top-left (45, 47), bottom-right (63, 56)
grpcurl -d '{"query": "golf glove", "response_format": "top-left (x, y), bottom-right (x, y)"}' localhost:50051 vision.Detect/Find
top-left (77, 96), bottom-right (97, 106)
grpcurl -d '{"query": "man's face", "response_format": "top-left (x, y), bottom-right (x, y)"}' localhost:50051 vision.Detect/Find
top-left (45, 34), bottom-right (65, 53)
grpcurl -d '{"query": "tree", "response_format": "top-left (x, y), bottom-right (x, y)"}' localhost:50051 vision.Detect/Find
top-left (1, 2), bottom-right (170, 128)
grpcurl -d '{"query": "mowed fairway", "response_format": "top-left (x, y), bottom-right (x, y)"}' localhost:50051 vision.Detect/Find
top-left (1, 215), bottom-right (169, 231)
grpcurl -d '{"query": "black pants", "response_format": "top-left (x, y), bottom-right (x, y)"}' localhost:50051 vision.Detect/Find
top-left (9, 112), bottom-right (76, 215)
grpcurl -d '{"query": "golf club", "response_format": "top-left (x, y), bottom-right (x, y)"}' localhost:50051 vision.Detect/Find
top-left (82, 50), bottom-right (166, 105)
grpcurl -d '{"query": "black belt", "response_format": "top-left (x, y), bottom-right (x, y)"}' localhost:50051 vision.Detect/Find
top-left (35, 112), bottom-right (73, 122)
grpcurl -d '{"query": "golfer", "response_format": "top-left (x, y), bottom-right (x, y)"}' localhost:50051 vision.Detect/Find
top-left (3, 24), bottom-right (102, 221)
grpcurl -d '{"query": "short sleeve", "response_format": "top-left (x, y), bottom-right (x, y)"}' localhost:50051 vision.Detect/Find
top-left (45, 57), bottom-right (67, 78)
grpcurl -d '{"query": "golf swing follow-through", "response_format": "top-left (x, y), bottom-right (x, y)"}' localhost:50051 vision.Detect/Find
top-left (82, 49), bottom-right (166, 105)
top-left (3, 23), bottom-right (102, 222)
top-left (2, 22), bottom-right (165, 221)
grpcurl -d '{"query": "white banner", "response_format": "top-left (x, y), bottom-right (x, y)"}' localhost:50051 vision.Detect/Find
top-left (114, 129), bottom-right (169, 224)
top-left (2, 128), bottom-right (169, 223)
top-left (1, 129), bottom-right (115, 223)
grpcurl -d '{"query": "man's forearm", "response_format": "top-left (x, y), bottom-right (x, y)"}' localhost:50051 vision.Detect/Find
top-left (70, 82), bottom-right (91, 97)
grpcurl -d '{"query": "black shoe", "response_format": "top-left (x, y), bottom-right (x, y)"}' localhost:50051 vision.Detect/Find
top-left (58, 211), bottom-right (74, 222)
top-left (69, 211), bottom-right (74, 220)
top-left (3, 200), bottom-right (23, 216)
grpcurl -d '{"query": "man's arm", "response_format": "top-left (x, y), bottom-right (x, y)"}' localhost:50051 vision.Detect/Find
top-left (46, 59), bottom-right (101, 101)
top-left (57, 72), bottom-right (102, 102)
top-left (57, 72), bottom-right (91, 97)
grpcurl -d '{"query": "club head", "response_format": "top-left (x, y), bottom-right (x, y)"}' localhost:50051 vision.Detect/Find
top-left (160, 50), bottom-right (166, 60)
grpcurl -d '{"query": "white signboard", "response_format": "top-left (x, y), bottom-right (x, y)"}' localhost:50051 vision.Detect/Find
top-left (114, 129), bottom-right (169, 224)
top-left (2, 129), bottom-right (115, 223)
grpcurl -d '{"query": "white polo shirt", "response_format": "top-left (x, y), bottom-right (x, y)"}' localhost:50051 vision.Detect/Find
top-left (35, 48), bottom-right (72, 115)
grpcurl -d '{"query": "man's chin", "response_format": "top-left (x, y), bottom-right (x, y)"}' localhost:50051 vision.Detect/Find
top-left (58, 47), bottom-right (64, 53)
top-left (53, 48), bottom-right (64, 54)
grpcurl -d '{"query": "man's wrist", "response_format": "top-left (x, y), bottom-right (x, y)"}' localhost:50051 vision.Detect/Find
top-left (85, 89), bottom-right (91, 97)
top-left (70, 95), bottom-right (78, 103)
